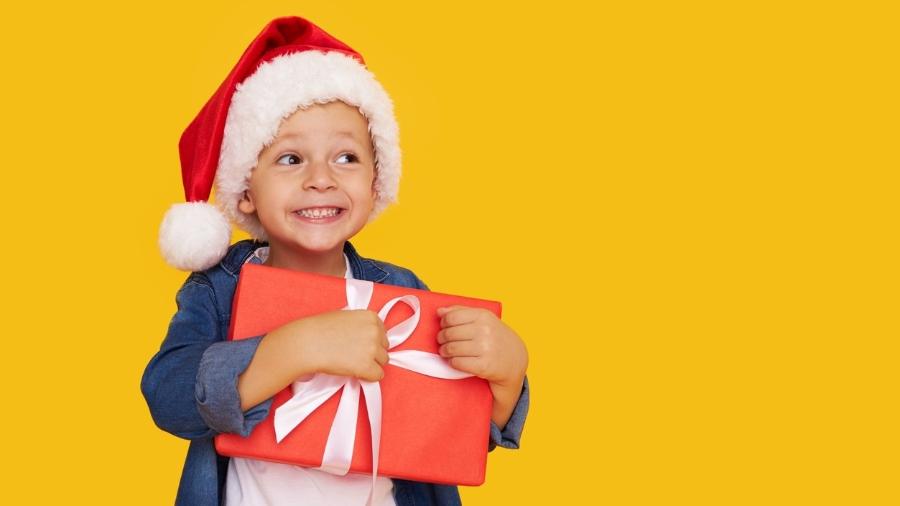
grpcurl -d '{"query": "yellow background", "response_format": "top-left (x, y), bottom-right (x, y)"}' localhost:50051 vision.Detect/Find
top-left (1, 1), bottom-right (897, 504)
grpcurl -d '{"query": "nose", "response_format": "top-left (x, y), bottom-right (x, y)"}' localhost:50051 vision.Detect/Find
top-left (301, 159), bottom-right (338, 191)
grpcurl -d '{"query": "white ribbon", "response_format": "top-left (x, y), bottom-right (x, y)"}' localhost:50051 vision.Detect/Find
top-left (273, 278), bottom-right (472, 505)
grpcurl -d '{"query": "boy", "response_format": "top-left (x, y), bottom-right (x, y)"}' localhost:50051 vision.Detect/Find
top-left (142, 16), bottom-right (529, 506)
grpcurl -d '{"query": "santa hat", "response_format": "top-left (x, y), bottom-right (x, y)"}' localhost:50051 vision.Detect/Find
top-left (159, 16), bottom-right (401, 271)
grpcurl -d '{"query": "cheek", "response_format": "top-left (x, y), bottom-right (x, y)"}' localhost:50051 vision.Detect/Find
top-left (345, 172), bottom-right (376, 197)
top-left (250, 180), bottom-right (290, 212)
top-left (352, 182), bottom-right (377, 207)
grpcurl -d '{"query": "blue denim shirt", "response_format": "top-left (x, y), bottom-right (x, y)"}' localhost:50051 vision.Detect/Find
top-left (141, 239), bottom-right (530, 505)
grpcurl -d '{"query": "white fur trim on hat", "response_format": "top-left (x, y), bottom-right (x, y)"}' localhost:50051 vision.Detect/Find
top-left (215, 50), bottom-right (401, 241)
top-left (159, 201), bottom-right (232, 272)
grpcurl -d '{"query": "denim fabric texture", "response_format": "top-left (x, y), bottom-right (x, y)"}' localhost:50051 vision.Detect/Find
top-left (141, 239), bottom-right (530, 505)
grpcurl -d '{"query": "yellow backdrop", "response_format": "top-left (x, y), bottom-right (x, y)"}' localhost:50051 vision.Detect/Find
top-left (1, 1), bottom-right (896, 504)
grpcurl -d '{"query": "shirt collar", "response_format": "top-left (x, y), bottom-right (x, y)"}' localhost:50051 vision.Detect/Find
top-left (243, 246), bottom-right (353, 279)
top-left (223, 239), bottom-right (389, 283)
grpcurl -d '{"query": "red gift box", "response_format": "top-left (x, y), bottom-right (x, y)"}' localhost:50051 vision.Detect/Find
top-left (214, 263), bottom-right (500, 486)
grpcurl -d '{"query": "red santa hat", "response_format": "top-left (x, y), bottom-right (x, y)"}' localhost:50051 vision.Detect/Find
top-left (159, 16), bottom-right (401, 271)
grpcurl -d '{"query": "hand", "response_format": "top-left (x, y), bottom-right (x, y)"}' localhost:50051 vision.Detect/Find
top-left (283, 309), bottom-right (390, 381)
top-left (435, 305), bottom-right (528, 389)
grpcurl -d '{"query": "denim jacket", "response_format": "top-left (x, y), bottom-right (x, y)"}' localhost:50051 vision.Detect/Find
top-left (141, 239), bottom-right (530, 506)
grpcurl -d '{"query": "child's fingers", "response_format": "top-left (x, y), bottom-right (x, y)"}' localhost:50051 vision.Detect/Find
top-left (435, 305), bottom-right (466, 315)
top-left (360, 362), bottom-right (385, 382)
top-left (446, 356), bottom-right (485, 377)
top-left (438, 339), bottom-right (481, 358)
top-left (375, 346), bottom-right (389, 366)
top-left (436, 325), bottom-right (473, 344)
top-left (435, 305), bottom-right (484, 328)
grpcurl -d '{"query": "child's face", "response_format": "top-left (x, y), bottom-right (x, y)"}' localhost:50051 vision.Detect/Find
top-left (238, 100), bottom-right (377, 257)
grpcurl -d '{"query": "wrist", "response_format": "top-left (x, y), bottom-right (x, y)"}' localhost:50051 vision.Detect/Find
top-left (282, 319), bottom-right (323, 377)
top-left (491, 369), bottom-right (526, 391)
top-left (489, 379), bottom-right (522, 431)
top-left (490, 373), bottom-right (525, 400)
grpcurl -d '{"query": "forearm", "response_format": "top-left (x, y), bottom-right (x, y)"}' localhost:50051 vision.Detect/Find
top-left (490, 374), bottom-right (525, 430)
top-left (237, 322), bottom-right (317, 411)
top-left (143, 343), bottom-right (217, 439)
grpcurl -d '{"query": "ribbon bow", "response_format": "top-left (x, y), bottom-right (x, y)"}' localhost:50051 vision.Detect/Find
top-left (273, 278), bottom-right (472, 505)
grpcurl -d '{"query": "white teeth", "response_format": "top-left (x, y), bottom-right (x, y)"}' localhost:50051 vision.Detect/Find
top-left (296, 207), bottom-right (341, 218)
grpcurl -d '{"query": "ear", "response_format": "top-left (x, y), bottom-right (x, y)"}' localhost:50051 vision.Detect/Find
top-left (237, 189), bottom-right (256, 215)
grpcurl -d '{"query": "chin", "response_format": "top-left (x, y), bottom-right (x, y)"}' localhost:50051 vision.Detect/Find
top-left (291, 236), bottom-right (349, 252)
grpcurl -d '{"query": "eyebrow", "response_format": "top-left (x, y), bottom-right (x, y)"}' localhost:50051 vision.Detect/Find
top-left (268, 131), bottom-right (363, 150)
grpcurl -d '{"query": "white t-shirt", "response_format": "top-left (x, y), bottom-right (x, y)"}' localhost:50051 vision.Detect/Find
top-left (224, 246), bottom-right (396, 506)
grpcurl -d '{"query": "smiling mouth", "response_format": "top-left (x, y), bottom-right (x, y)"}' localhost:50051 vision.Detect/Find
top-left (293, 207), bottom-right (345, 220)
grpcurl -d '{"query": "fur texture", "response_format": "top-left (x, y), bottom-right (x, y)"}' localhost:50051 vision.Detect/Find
top-left (160, 50), bottom-right (401, 271)
top-left (159, 202), bottom-right (232, 272)
top-left (215, 50), bottom-right (401, 241)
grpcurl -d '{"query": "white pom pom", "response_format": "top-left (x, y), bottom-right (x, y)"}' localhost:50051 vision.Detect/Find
top-left (159, 202), bottom-right (232, 271)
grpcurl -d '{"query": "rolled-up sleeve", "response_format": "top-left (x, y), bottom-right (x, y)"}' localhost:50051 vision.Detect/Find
top-left (195, 335), bottom-right (274, 437)
top-left (141, 275), bottom-right (274, 440)
top-left (489, 375), bottom-right (530, 451)
top-left (411, 272), bottom-right (531, 452)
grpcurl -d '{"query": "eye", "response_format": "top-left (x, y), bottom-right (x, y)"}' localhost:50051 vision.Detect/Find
top-left (336, 153), bottom-right (359, 164)
top-left (276, 154), bottom-right (302, 165)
